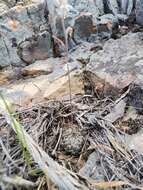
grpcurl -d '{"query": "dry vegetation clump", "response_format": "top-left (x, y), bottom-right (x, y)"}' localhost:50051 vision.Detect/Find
top-left (1, 83), bottom-right (143, 190)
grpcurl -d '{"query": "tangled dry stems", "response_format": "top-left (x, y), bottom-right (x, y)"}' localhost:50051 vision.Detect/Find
top-left (1, 89), bottom-right (143, 189)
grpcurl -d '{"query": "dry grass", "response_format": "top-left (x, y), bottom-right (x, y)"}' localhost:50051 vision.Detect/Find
top-left (1, 84), bottom-right (143, 189)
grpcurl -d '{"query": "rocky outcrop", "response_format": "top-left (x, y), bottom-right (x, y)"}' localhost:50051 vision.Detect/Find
top-left (0, 2), bottom-right (53, 68)
top-left (86, 32), bottom-right (143, 97)
top-left (136, 0), bottom-right (143, 26)
top-left (0, 57), bottom-right (83, 108)
top-left (0, 0), bottom-right (143, 69)
top-left (0, 0), bottom-right (17, 14)
top-left (0, 2), bottom-right (9, 14)
top-left (1, 31), bottom-right (143, 109)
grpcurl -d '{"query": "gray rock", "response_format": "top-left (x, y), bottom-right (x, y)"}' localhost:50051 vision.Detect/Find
top-left (79, 151), bottom-right (105, 181)
top-left (104, 0), bottom-right (119, 15)
top-left (73, 13), bottom-right (93, 43)
top-left (54, 8), bottom-right (78, 38)
top-left (0, 37), bottom-right (12, 68)
top-left (136, 0), bottom-right (143, 26)
top-left (0, 3), bottom-right (8, 14)
top-left (73, 12), bottom-right (119, 43)
top-left (126, 0), bottom-right (134, 16)
top-left (120, 0), bottom-right (128, 14)
top-left (50, 0), bottom-right (135, 45)
top-left (0, 0), bottom-right (16, 10)
top-left (117, 13), bottom-right (128, 21)
top-left (18, 30), bottom-right (53, 64)
top-left (60, 126), bottom-right (84, 156)
top-left (69, 41), bottom-right (96, 63)
top-left (86, 32), bottom-right (143, 94)
top-left (104, 0), bottom-right (134, 17)
top-left (0, 2), bottom-right (53, 68)
top-left (71, 0), bottom-right (103, 21)
top-left (52, 0), bottom-right (104, 39)
top-left (21, 59), bottom-right (53, 77)
top-left (95, 0), bottom-right (105, 16)
top-left (96, 14), bottom-right (118, 38)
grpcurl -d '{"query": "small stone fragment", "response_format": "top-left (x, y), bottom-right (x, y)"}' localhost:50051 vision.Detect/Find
top-left (60, 124), bottom-right (84, 156)
top-left (21, 60), bottom-right (53, 77)
top-left (79, 151), bottom-right (105, 181)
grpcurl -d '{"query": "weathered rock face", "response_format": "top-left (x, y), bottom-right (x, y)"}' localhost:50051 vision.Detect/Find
top-left (0, 0), bottom-right (17, 14)
top-left (0, 57), bottom-right (83, 108)
top-left (0, 0), bottom-right (142, 69)
top-left (86, 32), bottom-right (143, 97)
top-left (0, 2), bottom-right (53, 68)
top-left (73, 13), bottom-right (94, 42)
top-left (69, 0), bottom-right (104, 20)
top-left (53, 0), bottom-right (136, 46)
top-left (17, 30), bottom-right (53, 64)
top-left (21, 59), bottom-right (53, 76)
top-left (0, 2), bottom-right (9, 14)
top-left (136, 0), bottom-right (143, 26)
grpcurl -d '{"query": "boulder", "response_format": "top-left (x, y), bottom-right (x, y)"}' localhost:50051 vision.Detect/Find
top-left (52, 0), bottom-right (104, 40)
top-left (96, 14), bottom-right (119, 39)
top-left (104, 0), bottom-right (134, 16)
top-left (86, 32), bottom-right (143, 97)
top-left (21, 59), bottom-right (53, 77)
top-left (73, 13), bottom-right (119, 43)
top-left (73, 13), bottom-right (94, 43)
top-left (0, 71), bottom-right (13, 84)
top-left (17, 30), bottom-right (53, 64)
top-left (0, 2), bottom-right (53, 68)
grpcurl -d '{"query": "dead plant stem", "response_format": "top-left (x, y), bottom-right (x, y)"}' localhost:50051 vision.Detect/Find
top-left (61, 16), bottom-right (72, 105)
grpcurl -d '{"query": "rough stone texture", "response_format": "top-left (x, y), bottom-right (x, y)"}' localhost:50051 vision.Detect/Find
top-left (0, 58), bottom-right (81, 108)
top-left (69, 0), bottom-right (104, 21)
top-left (104, 0), bottom-right (119, 15)
top-left (86, 32), bottom-right (143, 95)
top-left (69, 41), bottom-right (103, 63)
top-left (43, 71), bottom-right (84, 99)
top-left (0, 70), bottom-right (17, 84)
top-left (0, 0), bottom-right (17, 14)
top-left (0, 2), bottom-right (9, 14)
top-left (21, 59), bottom-right (53, 77)
top-left (0, 0), bottom-right (137, 68)
top-left (136, 0), bottom-right (143, 26)
top-left (73, 13), bottom-right (94, 43)
top-left (79, 151), bottom-right (105, 181)
top-left (18, 30), bottom-right (53, 64)
top-left (104, 0), bottom-right (134, 16)
top-left (73, 12), bottom-right (120, 43)
top-left (0, 2), bottom-right (52, 68)
top-left (53, 0), bottom-right (104, 40)
top-left (60, 125), bottom-right (84, 155)
top-left (0, 0), bottom-right (140, 69)
top-left (96, 14), bottom-right (119, 39)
